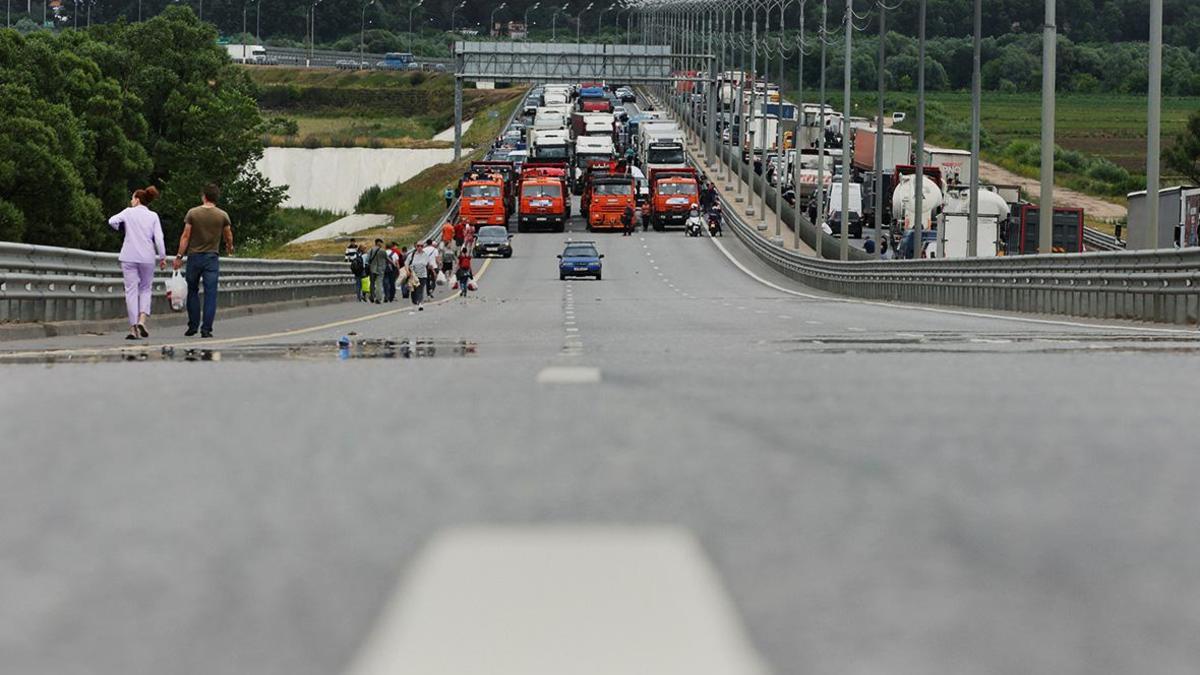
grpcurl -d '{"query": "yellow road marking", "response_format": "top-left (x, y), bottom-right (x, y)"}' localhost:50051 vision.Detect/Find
top-left (0, 258), bottom-right (493, 361)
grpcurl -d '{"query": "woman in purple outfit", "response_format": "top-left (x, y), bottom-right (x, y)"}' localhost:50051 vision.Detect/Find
top-left (108, 186), bottom-right (167, 340)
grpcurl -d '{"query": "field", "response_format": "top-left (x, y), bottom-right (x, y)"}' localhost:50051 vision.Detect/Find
top-left (924, 93), bottom-right (1200, 173)
top-left (245, 67), bottom-right (523, 148)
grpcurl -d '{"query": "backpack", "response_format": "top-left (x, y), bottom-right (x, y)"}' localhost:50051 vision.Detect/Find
top-left (350, 253), bottom-right (365, 277)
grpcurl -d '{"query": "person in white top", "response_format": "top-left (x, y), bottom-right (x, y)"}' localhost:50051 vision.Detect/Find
top-left (405, 242), bottom-right (436, 308)
top-left (108, 186), bottom-right (166, 340)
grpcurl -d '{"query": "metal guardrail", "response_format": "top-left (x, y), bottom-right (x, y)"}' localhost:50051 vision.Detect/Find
top-left (647, 87), bottom-right (1198, 325)
top-left (1084, 226), bottom-right (1125, 251)
top-left (261, 46), bottom-right (451, 69)
top-left (0, 244), bottom-right (354, 324)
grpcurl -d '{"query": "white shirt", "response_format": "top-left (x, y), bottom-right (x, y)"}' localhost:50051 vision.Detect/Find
top-left (407, 248), bottom-right (436, 276)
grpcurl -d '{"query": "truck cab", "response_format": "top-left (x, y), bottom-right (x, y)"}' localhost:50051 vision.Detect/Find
top-left (580, 162), bottom-right (635, 231)
top-left (459, 175), bottom-right (508, 227)
top-left (574, 135), bottom-right (616, 189)
top-left (517, 163), bottom-right (570, 233)
top-left (648, 167), bottom-right (699, 231)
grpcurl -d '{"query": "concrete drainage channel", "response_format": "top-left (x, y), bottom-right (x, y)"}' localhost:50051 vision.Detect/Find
top-left (0, 338), bottom-right (479, 365)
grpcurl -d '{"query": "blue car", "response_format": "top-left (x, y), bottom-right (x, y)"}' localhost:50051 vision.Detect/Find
top-left (558, 241), bottom-right (603, 280)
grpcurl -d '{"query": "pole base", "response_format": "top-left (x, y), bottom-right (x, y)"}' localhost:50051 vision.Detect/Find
top-left (770, 236), bottom-right (785, 246)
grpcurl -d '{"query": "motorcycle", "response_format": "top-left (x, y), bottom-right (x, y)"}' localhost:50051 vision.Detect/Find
top-left (707, 210), bottom-right (723, 237)
top-left (684, 209), bottom-right (704, 237)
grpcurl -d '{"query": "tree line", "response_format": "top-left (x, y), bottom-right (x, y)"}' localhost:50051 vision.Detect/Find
top-left (14, 0), bottom-right (1200, 52)
top-left (0, 7), bottom-right (284, 249)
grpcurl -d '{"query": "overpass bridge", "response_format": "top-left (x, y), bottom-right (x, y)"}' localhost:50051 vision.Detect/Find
top-left (3, 41), bottom-right (1200, 675)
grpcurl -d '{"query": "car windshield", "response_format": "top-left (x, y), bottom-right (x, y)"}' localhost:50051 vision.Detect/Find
top-left (595, 183), bottom-right (632, 195)
top-left (478, 226), bottom-right (507, 238)
top-left (522, 184), bottom-right (562, 198)
top-left (535, 146), bottom-right (570, 159)
top-left (462, 185), bottom-right (501, 198)
top-left (658, 182), bottom-right (697, 195)
top-left (647, 148), bottom-right (685, 164)
top-left (563, 246), bottom-right (598, 258)
top-left (577, 153), bottom-right (612, 164)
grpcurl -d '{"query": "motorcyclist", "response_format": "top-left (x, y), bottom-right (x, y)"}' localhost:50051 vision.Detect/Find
top-left (707, 203), bottom-right (723, 237)
top-left (685, 205), bottom-right (703, 237)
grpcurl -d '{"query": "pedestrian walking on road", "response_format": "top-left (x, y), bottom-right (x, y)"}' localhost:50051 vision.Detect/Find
top-left (640, 205), bottom-right (649, 232)
top-left (456, 246), bottom-right (473, 298)
top-left (406, 241), bottom-right (434, 309)
top-left (425, 239), bottom-right (440, 297)
top-left (174, 183), bottom-right (232, 339)
top-left (463, 221), bottom-right (476, 250)
top-left (444, 186), bottom-right (455, 208)
top-left (365, 239), bottom-right (388, 304)
top-left (384, 241), bottom-right (401, 302)
top-left (345, 240), bottom-right (368, 302)
top-left (441, 241), bottom-right (455, 279)
top-left (453, 219), bottom-right (466, 248)
top-left (441, 219), bottom-right (455, 247)
top-left (621, 204), bottom-right (635, 236)
top-left (108, 186), bottom-right (166, 340)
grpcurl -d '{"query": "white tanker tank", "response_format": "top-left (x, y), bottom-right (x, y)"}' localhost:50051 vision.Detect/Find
top-left (891, 174), bottom-right (944, 231)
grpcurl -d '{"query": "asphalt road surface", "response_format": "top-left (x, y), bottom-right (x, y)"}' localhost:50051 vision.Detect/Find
top-left (5, 138), bottom-right (1200, 673)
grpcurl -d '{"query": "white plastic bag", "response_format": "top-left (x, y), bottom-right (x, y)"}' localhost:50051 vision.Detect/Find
top-left (165, 270), bottom-right (186, 311)
top-left (466, 279), bottom-right (478, 292)
top-left (451, 279), bottom-right (460, 290)
top-left (436, 270), bottom-right (447, 286)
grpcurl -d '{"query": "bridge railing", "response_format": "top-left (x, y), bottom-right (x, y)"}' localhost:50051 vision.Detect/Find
top-left (0, 199), bottom-right (464, 326)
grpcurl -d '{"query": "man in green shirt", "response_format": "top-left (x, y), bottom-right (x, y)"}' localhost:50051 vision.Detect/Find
top-left (173, 183), bottom-right (233, 338)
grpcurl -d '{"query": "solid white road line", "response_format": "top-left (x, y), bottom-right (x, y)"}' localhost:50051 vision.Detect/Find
top-left (342, 527), bottom-right (768, 675)
top-left (706, 234), bottom-right (1197, 334)
top-left (536, 366), bottom-right (601, 384)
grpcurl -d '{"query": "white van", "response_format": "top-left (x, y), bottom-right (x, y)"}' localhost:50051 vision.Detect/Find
top-left (825, 181), bottom-right (864, 238)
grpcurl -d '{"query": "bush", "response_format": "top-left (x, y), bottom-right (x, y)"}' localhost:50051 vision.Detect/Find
top-left (356, 185), bottom-right (384, 213)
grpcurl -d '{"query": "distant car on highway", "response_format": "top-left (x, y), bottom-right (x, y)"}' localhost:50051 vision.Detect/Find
top-left (474, 226), bottom-right (514, 258)
top-left (617, 87), bottom-right (636, 102)
top-left (376, 51), bottom-right (415, 70)
top-left (558, 241), bottom-right (603, 280)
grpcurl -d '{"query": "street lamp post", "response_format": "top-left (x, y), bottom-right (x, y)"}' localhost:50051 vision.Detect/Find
top-left (577, 2), bottom-right (594, 43)
top-left (838, 0), bottom-right (852, 261)
top-left (360, 0), bottom-right (376, 69)
top-left (913, 0), bottom-right (926, 257)
top-left (450, 0), bottom-right (466, 35)
top-left (552, 3), bottom-right (568, 41)
top-left (1038, 0), bottom-right (1056, 252)
top-left (490, 2), bottom-right (507, 38)
top-left (793, 0), bottom-right (808, 251)
top-left (815, 0), bottom-right (827, 258)
top-left (524, 2), bottom-right (540, 39)
top-left (307, 0), bottom-right (323, 68)
top-left (408, 0), bottom-right (423, 53)
top-left (874, 0), bottom-right (885, 258)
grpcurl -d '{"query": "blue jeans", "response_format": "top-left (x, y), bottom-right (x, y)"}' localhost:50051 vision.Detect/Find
top-left (185, 252), bottom-right (220, 333)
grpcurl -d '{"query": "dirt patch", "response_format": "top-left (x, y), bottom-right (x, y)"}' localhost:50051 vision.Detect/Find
top-left (975, 160), bottom-right (1127, 221)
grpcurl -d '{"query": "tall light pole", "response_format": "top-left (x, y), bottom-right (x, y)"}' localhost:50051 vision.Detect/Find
top-left (450, 0), bottom-right (466, 34)
top-left (597, 2), bottom-right (614, 38)
top-left (577, 1), bottom-right (594, 42)
top-left (489, 2), bottom-right (507, 37)
top-left (308, 0), bottom-right (322, 68)
top-left (524, 1), bottom-right (540, 39)
top-left (408, 0), bottom-right (423, 53)
top-left (1038, 0), bottom-right (1056, 253)
top-left (815, 0), bottom-right (827, 258)
top-left (360, 0), bottom-right (376, 68)
top-left (968, 0), bottom-right (981, 256)
top-left (874, 0), bottom-right (885, 258)
top-left (793, 0), bottom-right (807, 250)
top-left (255, 0), bottom-right (261, 42)
top-left (1146, 0), bottom-right (1163, 249)
top-left (838, 0), bottom-right (851, 261)
top-left (552, 2), bottom-right (568, 41)
top-left (913, 0), bottom-right (926, 257)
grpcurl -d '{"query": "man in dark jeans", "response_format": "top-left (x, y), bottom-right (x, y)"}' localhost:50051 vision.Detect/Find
top-left (174, 183), bottom-right (233, 338)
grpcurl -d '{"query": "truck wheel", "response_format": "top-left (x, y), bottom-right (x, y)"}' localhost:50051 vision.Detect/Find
top-left (517, 221), bottom-right (527, 233)
top-left (595, 272), bottom-right (602, 281)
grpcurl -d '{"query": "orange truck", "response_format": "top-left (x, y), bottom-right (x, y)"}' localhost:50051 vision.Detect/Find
top-left (516, 161), bottom-right (570, 232)
top-left (648, 167), bottom-right (700, 231)
top-left (581, 162), bottom-right (636, 231)
top-left (458, 172), bottom-right (508, 227)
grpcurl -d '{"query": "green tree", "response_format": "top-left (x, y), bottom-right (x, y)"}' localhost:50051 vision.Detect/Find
top-left (1165, 110), bottom-right (1200, 186)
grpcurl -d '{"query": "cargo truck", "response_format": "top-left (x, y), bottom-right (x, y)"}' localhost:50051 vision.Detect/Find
top-left (923, 148), bottom-right (973, 188)
top-left (582, 166), bottom-right (637, 231)
top-left (516, 162), bottom-right (570, 232)
top-left (1006, 205), bottom-right (1084, 254)
top-left (851, 127), bottom-right (913, 174)
top-left (458, 174), bottom-right (508, 227)
top-left (648, 167), bottom-right (699, 231)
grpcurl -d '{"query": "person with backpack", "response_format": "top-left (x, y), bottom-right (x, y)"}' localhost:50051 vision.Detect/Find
top-left (456, 245), bottom-right (473, 298)
top-left (345, 240), bottom-right (367, 302)
top-left (444, 186), bottom-right (455, 208)
top-left (405, 241), bottom-right (435, 309)
top-left (365, 239), bottom-right (388, 304)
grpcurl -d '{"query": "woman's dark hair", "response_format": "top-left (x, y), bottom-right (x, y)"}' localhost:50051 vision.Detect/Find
top-left (134, 186), bottom-right (159, 204)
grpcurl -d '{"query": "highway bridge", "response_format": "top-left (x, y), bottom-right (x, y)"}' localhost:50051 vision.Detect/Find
top-left (4, 56), bottom-right (1200, 675)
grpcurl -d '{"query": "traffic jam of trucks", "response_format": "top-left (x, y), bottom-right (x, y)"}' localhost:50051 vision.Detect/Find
top-left (467, 80), bottom-right (704, 237)
top-left (688, 68), bottom-right (1094, 257)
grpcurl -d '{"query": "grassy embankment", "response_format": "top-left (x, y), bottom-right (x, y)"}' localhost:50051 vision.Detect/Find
top-left (900, 93), bottom-right (1199, 205)
top-left (248, 67), bottom-right (519, 148)
top-left (264, 91), bottom-right (525, 260)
